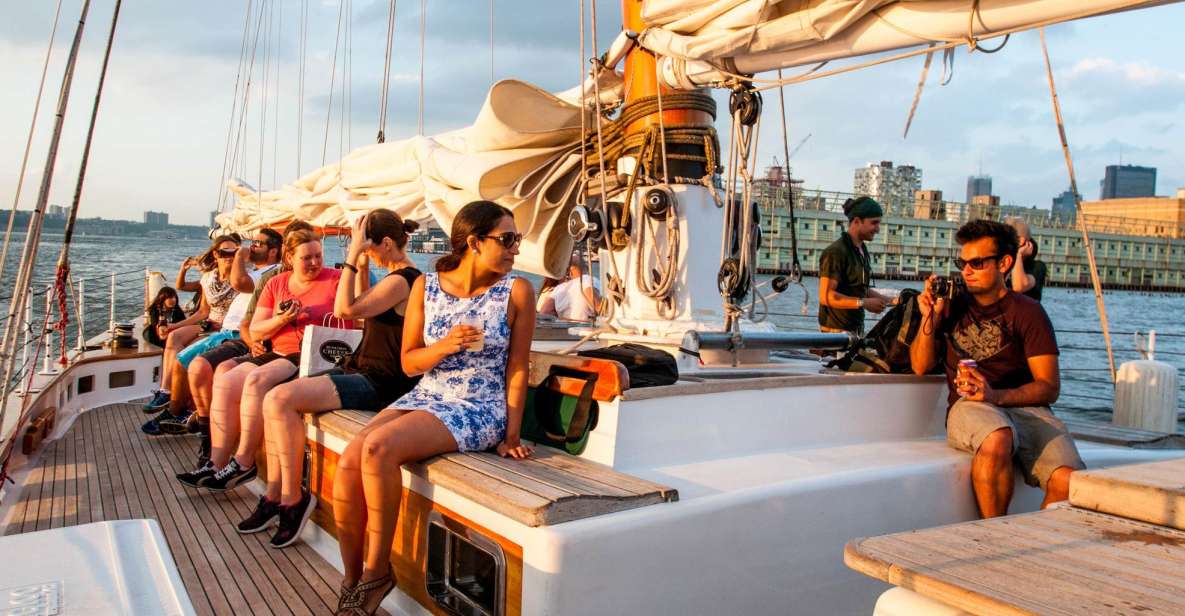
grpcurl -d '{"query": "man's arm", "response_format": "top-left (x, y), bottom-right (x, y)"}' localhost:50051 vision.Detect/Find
top-left (910, 275), bottom-right (947, 375)
top-left (820, 276), bottom-right (886, 313)
top-left (228, 246), bottom-right (255, 293)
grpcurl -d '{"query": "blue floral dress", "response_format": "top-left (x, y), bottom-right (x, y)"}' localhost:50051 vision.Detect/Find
top-left (389, 272), bottom-right (515, 451)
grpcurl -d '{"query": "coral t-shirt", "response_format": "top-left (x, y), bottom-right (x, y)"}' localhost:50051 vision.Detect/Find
top-left (256, 268), bottom-right (346, 356)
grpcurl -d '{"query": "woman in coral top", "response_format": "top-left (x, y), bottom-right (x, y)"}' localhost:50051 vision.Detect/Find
top-left (178, 228), bottom-right (345, 492)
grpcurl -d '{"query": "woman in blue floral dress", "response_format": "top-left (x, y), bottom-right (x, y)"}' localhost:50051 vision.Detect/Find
top-left (331, 200), bottom-right (536, 615)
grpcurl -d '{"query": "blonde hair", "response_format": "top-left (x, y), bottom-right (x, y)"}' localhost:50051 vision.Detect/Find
top-left (283, 228), bottom-right (323, 258)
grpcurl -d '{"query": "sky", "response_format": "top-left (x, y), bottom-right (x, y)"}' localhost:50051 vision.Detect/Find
top-left (1, 1), bottom-right (1182, 226)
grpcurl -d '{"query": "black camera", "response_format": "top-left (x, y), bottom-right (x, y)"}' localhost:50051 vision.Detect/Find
top-left (931, 274), bottom-right (965, 300)
top-left (278, 298), bottom-right (301, 313)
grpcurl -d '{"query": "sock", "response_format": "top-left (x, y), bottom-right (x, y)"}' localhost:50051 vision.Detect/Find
top-left (159, 388), bottom-right (170, 395)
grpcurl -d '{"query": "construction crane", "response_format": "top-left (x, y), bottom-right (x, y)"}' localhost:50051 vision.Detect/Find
top-left (772, 133), bottom-right (813, 171)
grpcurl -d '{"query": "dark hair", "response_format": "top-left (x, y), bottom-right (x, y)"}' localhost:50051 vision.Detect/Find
top-left (435, 200), bottom-right (514, 273)
top-left (282, 219), bottom-right (314, 237)
top-left (955, 219), bottom-right (1019, 259)
top-left (258, 227), bottom-right (282, 249)
top-left (198, 234), bottom-right (242, 271)
top-left (149, 286), bottom-right (179, 312)
top-left (366, 208), bottom-right (419, 249)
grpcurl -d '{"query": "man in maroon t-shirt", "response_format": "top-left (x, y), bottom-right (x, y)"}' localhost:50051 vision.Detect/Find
top-left (910, 220), bottom-right (1084, 518)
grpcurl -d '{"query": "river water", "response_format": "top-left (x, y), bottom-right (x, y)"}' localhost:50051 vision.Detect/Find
top-left (3, 233), bottom-right (1182, 430)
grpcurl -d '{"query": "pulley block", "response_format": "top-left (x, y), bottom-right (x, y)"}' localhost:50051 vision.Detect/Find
top-left (716, 258), bottom-right (750, 301)
top-left (728, 88), bottom-right (762, 127)
top-left (642, 185), bottom-right (675, 221)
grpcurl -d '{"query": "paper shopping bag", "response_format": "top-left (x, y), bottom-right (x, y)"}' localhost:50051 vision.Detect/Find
top-left (299, 316), bottom-right (363, 377)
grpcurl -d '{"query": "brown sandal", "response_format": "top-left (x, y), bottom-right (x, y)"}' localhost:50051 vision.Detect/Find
top-left (336, 565), bottom-right (395, 615)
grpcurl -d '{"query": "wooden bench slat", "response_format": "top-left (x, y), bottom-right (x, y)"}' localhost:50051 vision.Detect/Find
top-left (1070, 458), bottom-right (1185, 531)
top-left (305, 409), bottom-right (677, 526)
top-left (455, 451), bottom-right (636, 499)
top-left (846, 506), bottom-right (1185, 616)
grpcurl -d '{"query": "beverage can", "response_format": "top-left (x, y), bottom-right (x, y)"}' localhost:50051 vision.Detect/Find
top-left (958, 359), bottom-right (977, 370)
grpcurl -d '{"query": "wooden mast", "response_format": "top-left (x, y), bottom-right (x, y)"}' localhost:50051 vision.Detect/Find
top-left (620, 0), bottom-right (712, 138)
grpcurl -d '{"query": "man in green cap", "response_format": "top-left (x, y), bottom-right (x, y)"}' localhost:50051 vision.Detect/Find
top-left (818, 196), bottom-right (890, 335)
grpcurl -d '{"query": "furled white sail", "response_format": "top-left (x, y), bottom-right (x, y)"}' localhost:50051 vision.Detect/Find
top-left (638, 0), bottom-right (1178, 85)
top-left (219, 75), bottom-right (622, 278)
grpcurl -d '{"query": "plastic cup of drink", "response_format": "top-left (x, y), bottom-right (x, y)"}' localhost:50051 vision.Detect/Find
top-left (957, 359), bottom-right (977, 396)
top-left (460, 314), bottom-right (484, 352)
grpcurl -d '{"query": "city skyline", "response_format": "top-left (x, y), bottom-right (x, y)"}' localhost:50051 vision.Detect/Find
top-left (1, 2), bottom-right (1183, 226)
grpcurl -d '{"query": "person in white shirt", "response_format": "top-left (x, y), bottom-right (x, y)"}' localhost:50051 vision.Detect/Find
top-left (552, 253), bottom-right (600, 320)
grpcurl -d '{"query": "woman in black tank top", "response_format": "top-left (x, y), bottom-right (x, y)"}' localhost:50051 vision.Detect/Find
top-left (238, 209), bottom-right (422, 550)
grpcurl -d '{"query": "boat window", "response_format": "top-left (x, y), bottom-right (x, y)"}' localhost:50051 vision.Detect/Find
top-left (109, 370), bottom-right (135, 389)
top-left (78, 375), bottom-right (94, 394)
top-left (426, 511), bottom-right (505, 616)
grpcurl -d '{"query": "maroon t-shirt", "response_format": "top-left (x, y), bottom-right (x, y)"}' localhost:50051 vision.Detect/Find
top-left (939, 290), bottom-right (1059, 408)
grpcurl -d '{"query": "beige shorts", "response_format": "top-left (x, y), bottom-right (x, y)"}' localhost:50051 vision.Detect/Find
top-left (946, 400), bottom-right (1086, 490)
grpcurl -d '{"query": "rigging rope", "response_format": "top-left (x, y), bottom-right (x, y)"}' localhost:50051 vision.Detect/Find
top-left (258, 0), bottom-right (272, 210)
top-left (225, 0), bottom-right (268, 211)
top-left (321, 0), bottom-right (345, 166)
top-left (297, 0), bottom-right (308, 175)
top-left (0, 0), bottom-right (65, 293)
top-left (902, 44), bottom-right (935, 139)
top-left (0, 0), bottom-right (93, 471)
top-left (1038, 28), bottom-right (1117, 382)
top-left (213, 0), bottom-right (254, 217)
top-left (273, 0), bottom-right (282, 189)
top-left (377, 0), bottom-right (397, 143)
top-left (53, 0), bottom-right (123, 365)
top-left (774, 68), bottom-right (809, 315)
top-left (418, 0), bottom-right (427, 135)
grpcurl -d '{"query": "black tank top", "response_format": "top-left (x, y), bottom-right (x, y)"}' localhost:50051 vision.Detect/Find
top-left (341, 266), bottom-right (422, 404)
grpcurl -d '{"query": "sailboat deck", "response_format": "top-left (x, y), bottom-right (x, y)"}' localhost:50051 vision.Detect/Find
top-left (2, 401), bottom-right (355, 616)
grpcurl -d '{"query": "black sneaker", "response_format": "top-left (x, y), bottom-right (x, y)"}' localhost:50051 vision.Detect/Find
top-left (141, 409), bottom-right (178, 435)
top-left (157, 410), bottom-right (194, 435)
top-left (270, 489), bottom-right (317, 548)
top-left (176, 460), bottom-right (217, 488)
top-left (199, 458), bottom-right (257, 492)
top-left (142, 390), bottom-right (170, 413)
top-left (238, 496), bottom-right (282, 534)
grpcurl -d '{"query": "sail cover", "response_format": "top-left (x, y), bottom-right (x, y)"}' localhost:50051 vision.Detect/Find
top-left (638, 0), bottom-right (1177, 79)
top-left (219, 76), bottom-right (622, 278)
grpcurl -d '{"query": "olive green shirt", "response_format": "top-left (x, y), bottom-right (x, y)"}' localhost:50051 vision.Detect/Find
top-left (818, 232), bottom-right (872, 334)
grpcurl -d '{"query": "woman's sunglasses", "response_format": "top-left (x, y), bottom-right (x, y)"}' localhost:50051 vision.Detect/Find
top-left (955, 255), bottom-right (999, 270)
top-left (481, 232), bottom-right (523, 249)
top-left (215, 248), bottom-right (238, 258)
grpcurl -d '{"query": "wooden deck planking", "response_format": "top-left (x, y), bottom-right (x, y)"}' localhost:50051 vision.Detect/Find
top-left (1064, 418), bottom-right (1185, 449)
top-left (2, 402), bottom-right (347, 616)
top-left (846, 506), bottom-right (1185, 615)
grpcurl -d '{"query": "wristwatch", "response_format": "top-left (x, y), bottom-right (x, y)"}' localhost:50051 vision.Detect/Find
top-left (857, 298), bottom-right (865, 309)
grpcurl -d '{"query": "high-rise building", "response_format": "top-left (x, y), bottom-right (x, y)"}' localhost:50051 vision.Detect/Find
top-left (965, 175), bottom-right (992, 203)
top-left (46, 205), bottom-right (68, 220)
top-left (144, 211), bottom-right (169, 228)
top-left (1100, 164), bottom-right (1156, 199)
top-left (853, 161), bottom-right (921, 211)
top-left (1051, 188), bottom-right (1080, 221)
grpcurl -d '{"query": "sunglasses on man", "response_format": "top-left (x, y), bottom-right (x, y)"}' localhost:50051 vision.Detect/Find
top-left (955, 255), bottom-right (999, 270)
top-left (481, 232), bottom-right (523, 249)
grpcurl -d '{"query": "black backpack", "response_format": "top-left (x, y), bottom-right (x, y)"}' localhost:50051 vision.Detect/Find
top-left (576, 343), bottom-right (679, 388)
top-left (830, 288), bottom-right (926, 374)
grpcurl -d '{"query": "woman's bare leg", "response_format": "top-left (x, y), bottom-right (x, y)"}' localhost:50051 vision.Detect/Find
top-left (263, 375), bottom-right (342, 506)
top-left (160, 325), bottom-right (200, 389)
top-left (209, 362), bottom-right (255, 468)
top-left (359, 411), bottom-right (457, 582)
top-left (233, 359), bottom-right (298, 491)
top-left (333, 409), bottom-right (405, 586)
top-left (188, 356), bottom-right (215, 418)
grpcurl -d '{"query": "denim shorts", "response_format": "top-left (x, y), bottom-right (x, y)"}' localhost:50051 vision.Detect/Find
top-left (323, 369), bottom-right (382, 411)
top-left (177, 330), bottom-right (240, 369)
top-left (197, 339), bottom-right (250, 369)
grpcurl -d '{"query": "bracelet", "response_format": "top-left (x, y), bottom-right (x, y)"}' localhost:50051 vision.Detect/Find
top-left (857, 297), bottom-right (865, 309)
top-left (343, 262), bottom-right (358, 273)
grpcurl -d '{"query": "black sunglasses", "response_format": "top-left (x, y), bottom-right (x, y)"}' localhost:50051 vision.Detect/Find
top-left (215, 248), bottom-right (238, 257)
top-left (481, 232), bottom-right (523, 249)
top-left (955, 254), bottom-right (999, 270)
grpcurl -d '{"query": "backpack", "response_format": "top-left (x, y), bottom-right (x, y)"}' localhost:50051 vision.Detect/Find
top-left (830, 288), bottom-right (926, 374)
top-left (576, 343), bottom-right (678, 388)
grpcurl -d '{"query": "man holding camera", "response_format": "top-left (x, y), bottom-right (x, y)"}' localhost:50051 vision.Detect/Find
top-left (911, 219), bottom-right (1084, 518)
top-left (818, 196), bottom-right (890, 335)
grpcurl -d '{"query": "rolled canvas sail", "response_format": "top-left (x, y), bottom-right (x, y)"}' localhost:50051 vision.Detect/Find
top-left (637, 0), bottom-right (1177, 78)
top-left (219, 74), bottom-right (623, 278)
